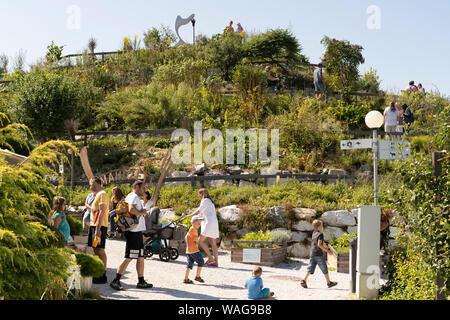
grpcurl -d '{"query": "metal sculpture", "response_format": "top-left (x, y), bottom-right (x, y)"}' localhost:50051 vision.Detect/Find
top-left (175, 14), bottom-right (195, 46)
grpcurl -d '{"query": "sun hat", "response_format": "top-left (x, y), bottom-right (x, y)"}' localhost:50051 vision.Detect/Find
top-left (191, 216), bottom-right (204, 222)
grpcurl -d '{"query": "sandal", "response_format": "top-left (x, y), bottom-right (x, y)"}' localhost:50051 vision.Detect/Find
top-left (327, 281), bottom-right (338, 288)
top-left (183, 279), bottom-right (193, 284)
top-left (194, 277), bottom-right (205, 283)
top-left (300, 280), bottom-right (307, 288)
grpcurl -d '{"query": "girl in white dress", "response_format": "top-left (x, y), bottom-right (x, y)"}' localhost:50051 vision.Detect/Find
top-left (183, 189), bottom-right (220, 267)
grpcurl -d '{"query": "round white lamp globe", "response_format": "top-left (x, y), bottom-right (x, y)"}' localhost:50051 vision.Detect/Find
top-left (365, 111), bottom-right (384, 129)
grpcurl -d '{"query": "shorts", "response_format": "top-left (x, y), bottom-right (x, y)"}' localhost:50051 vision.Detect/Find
top-left (307, 255), bottom-right (328, 275)
top-left (186, 251), bottom-right (205, 270)
top-left (88, 226), bottom-right (107, 249)
top-left (83, 211), bottom-right (90, 224)
top-left (124, 231), bottom-right (144, 259)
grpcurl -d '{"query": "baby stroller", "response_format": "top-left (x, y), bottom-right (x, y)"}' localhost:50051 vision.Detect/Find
top-left (143, 207), bottom-right (187, 262)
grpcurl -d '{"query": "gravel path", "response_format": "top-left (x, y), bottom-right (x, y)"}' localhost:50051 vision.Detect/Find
top-left (93, 239), bottom-right (354, 300)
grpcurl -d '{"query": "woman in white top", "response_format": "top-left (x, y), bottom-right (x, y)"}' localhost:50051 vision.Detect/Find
top-left (183, 188), bottom-right (220, 267)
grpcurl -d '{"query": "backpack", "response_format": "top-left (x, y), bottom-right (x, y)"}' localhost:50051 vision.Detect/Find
top-left (404, 108), bottom-right (415, 123)
top-left (113, 200), bottom-right (139, 233)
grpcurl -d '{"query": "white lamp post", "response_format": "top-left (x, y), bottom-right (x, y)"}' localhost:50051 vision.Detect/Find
top-left (365, 111), bottom-right (384, 206)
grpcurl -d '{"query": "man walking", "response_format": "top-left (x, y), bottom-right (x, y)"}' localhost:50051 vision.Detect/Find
top-left (88, 176), bottom-right (109, 284)
top-left (110, 180), bottom-right (153, 290)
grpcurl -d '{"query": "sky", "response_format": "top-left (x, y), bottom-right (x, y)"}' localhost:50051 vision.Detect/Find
top-left (1, 0), bottom-right (449, 95)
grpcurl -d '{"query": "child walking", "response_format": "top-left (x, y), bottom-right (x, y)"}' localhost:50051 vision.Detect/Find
top-left (244, 266), bottom-right (274, 299)
top-left (184, 216), bottom-right (205, 284)
top-left (301, 219), bottom-right (338, 289)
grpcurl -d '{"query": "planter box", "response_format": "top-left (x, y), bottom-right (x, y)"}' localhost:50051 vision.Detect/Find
top-left (327, 252), bottom-right (349, 273)
top-left (231, 241), bottom-right (287, 267)
top-left (80, 276), bottom-right (93, 293)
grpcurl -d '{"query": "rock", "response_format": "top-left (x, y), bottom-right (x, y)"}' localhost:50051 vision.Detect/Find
top-left (290, 231), bottom-right (308, 242)
top-left (194, 163), bottom-right (207, 174)
top-left (227, 225), bottom-right (239, 233)
top-left (287, 242), bottom-right (311, 258)
top-left (389, 227), bottom-right (400, 238)
top-left (347, 226), bottom-right (358, 235)
top-left (360, 165), bottom-right (371, 172)
top-left (67, 205), bottom-right (77, 214)
top-left (226, 166), bottom-right (243, 174)
top-left (351, 209), bottom-right (359, 223)
top-left (387, 239), bottom-right (399, 249)
top-left (158, 209), bottom-right (177, 223)
top-left (321, 210), bottom-right (357, 227)
top-left (293, 208), bottom-right (317, 221)
top-left (236, 228), bottom-right (250, 238)
top-left (268, 206), bottom-right (286, 227)
top-left (260, 167), bottom-right (278, 186)
top-left (328, 169), bottom-right (347, 176)
top-left (323, 226), bottom-right (346, 241)
top-left (218, 205), bottom-right (242, 223)
top-left (292, 220), bottom-right (314, 232)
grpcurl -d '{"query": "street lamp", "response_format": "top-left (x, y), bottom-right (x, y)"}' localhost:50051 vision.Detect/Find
top-left (365, 111), bottom-right (384, 206)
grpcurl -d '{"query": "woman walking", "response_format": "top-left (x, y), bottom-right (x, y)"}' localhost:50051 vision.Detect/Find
top-left (183, 189), bottom-right (220, 267)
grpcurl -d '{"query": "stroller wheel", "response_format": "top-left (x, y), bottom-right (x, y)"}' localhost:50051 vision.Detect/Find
top-left (159, 249), bottom-right (171, 262)
top-left (144, 248), bottom-right (153, 259)
top-left (170, 248), bottom-right (179, 260)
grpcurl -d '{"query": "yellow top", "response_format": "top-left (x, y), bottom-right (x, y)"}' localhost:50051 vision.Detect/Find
top-left (90, 190), bottom-right (110, 228)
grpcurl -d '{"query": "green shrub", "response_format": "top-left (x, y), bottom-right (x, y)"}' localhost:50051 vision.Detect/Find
top-left (67, 215), bottom-right (83, 236)
top-left (269, 230), bottom-right (291, 244)
top-left (75, 253), bottom-right (105, 278)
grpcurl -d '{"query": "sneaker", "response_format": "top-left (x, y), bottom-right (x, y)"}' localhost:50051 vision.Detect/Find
top-left (183, 279), bottom-right (194, 284)
top-left (270, 292), bottom-right (275, 297)
top-left (300, 280), bottom-right (307, 288)
top-left (136, 281), bottom-right (153, 289)
top-left (93, 274), bottom-right (107, 284)
top-left (110, 280), bottom-right (125, 291)
top-left (194, 277), bottom-right (205, 283)
top-left (327, 281), bottom-right (338, 288)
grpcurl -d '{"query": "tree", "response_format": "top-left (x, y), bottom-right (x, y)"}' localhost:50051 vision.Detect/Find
top-left (12, 68), bottom-right (96, 141)
top-left (143, 26), bottom-right (176, 51)
top-left (321, 36), bottom-right (365, 99)
top-left (243, 28), bottom-right (307, 63)
top-left (205, 32), bottom-right (245, 81)
top-left (384, 105), bottom-right (449, 300)
top-left (359, 67), bottom-right (381, 94)
top-left (46, 41), bottom-right (65, 63)
top-left (0, 54), bottom-right (8, 76)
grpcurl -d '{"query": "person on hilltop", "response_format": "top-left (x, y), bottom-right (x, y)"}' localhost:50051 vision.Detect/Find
top-left (300, 220), bottom-right (338, 289)
top-left (406, 80), bottom-right (419, 92)
top-left (236, 22), bottom-right (244, 33)
top-left (314, 62), bottom-right (325, 99)
top-left (49, 196), bottom-right (72, 244)
top-left (110, 180), bottom-right (153, 291)
top-left (88, 176), bottom-right (110, 284)
top-left (225, 21), bottom-right (234, 33)
top-left (417, 83), bottom-right (426, 93)
top-left (402, 104), bottom-right (415, 133)
top-left (183, 188), bottom-right (220, 267)
top-left (265, 65), bottom-right (282, 93)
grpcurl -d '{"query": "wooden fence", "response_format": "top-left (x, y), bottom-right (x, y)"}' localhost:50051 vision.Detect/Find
top-left (64, 171), bottom-right (349, 188)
